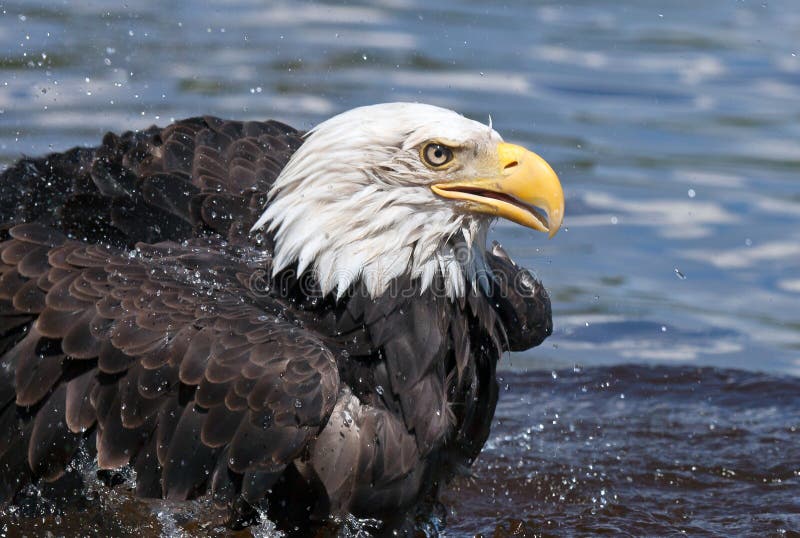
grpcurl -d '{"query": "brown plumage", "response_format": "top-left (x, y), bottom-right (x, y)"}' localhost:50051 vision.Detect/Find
top-left (0, 114), bottom-right (552, 534)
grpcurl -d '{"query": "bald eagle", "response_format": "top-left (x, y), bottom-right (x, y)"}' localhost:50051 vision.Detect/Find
top-left (0, 103), bottom-right (562, 533)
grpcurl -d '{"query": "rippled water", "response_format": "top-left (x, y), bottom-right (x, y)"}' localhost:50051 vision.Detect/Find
top-left (448, 365), bottom-right (800, 536)
top-left (1, 0), bottom-right (799, 535)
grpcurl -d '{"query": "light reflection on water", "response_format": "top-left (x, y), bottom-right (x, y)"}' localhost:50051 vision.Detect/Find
top-left (1, 0), bottom-right (799, 378)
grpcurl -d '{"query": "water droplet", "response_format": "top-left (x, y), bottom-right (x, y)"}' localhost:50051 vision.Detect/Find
top-left (375, 385), bottom-right (384, 396)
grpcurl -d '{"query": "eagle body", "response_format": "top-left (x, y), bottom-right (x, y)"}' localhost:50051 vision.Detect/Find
top-left (0, 105), bottom-right (557, 533)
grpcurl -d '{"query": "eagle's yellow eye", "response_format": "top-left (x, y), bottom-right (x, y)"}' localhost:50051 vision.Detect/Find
top-left (421, 143), bottom-right (454, 168)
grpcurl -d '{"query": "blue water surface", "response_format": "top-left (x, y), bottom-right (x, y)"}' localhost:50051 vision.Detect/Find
top-left (0, 0), bottom-right (800, 375)
top-left (1, 0), bottom-right (798, 376)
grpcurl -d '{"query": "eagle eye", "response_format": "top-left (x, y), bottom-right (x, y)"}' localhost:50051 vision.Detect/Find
top-left (421, 143), bottom-right (454, 168)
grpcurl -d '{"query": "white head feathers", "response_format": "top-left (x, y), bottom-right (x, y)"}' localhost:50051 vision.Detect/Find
top-left (251, 102), bottom-right (504, 299)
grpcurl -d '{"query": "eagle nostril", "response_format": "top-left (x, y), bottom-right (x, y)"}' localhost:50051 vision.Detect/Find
top-left (503, 160), bottom-right (518, 170)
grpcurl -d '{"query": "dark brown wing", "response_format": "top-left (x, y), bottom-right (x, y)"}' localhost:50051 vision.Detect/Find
top-left (0, 116), bottom-right (303, 249)
top-left (0, 225), bottom-right (339, 504)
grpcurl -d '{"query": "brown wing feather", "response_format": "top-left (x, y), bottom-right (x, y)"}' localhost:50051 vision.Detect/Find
top-left (0, 117), bottom-right (310, 506)
top-left (0, 220), bottom-right (339, 505)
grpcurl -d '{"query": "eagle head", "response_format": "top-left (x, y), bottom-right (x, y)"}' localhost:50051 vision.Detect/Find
top-left (252, 102), bottom-right (563, 299)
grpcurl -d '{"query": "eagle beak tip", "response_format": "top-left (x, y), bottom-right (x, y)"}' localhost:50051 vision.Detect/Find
top-left (546, 208), bottom-right (563, 239)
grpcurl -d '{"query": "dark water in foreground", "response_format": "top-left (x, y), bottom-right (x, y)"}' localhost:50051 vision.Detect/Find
top-left (1, 0), bottom-right (799, 535)
top-left (3, 366), bottom-right (798, 537)
top-left (448, 365), bottom-right (800, 537)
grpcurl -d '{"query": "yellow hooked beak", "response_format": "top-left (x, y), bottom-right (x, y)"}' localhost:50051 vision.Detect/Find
top-left (431, 142), bottom-right (564, 238)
